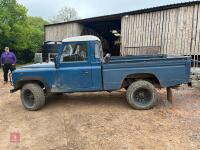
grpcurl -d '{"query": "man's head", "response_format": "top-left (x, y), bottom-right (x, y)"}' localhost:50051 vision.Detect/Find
top-left (5, 47), bottom-right (10, 53)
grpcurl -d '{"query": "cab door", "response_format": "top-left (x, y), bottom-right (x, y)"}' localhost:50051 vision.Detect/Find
top-left (55, 41), bottom-right (92, 92)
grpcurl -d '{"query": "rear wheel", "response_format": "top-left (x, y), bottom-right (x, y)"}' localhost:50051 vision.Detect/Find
top-left (20, 83), bottom-right (45, 111)
top-left (126, 80), bottom-right (158, 110)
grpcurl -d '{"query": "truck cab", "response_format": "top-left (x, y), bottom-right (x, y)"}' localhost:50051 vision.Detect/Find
top-left (53, 35), bottom-right (104, 92)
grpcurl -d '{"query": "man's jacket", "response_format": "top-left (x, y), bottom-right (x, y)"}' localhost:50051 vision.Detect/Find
top-left (0, 52), bottom-right (17, 65)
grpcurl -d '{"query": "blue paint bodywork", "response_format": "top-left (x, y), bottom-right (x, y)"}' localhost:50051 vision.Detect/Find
top-left (11, 40), bottom-right (191, 93)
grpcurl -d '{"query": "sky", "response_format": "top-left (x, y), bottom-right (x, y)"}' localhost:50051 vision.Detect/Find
top-left (17, 0), bottom-right (192, 21)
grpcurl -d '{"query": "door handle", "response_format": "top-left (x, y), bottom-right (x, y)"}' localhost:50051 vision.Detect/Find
top-left (82, 71), bottom-right (89, 75)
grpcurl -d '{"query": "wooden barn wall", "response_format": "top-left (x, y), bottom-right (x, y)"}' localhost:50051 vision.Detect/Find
top-left (121, 4), bottom-right (200, 56)
top-left (45, 23), bottom-right (83, 41)
top-left (45, 23), bottom-right (109, 50)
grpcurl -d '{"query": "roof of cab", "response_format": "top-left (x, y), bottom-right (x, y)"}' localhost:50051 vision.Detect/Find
top-left (62, 35), bottom-right (101, 42)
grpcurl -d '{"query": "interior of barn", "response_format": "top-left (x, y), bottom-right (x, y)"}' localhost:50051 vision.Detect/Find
top-left (79, 16), bottom-right (121, 56)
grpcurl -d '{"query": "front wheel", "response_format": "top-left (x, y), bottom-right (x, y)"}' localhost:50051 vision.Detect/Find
top-left (126, 80), bottom-right (158, 110)
top-left (20, 83), bottom-right (45, 111)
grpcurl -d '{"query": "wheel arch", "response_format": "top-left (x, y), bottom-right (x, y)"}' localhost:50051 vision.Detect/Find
top-left (15, 77), bottom-right (50, 92)
top-left (121, 73), bottom-right (161, 89)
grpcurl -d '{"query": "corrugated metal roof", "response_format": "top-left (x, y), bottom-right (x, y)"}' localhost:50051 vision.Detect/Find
top-left (45, 1), bottom-right (200, 27)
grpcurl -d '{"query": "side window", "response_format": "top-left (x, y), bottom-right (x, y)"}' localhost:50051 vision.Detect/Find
top-left (60, 42), bottom-right (88, 62)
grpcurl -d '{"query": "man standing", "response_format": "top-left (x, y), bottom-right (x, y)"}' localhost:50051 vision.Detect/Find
top-left (1, 47), bottom-right (16, 84)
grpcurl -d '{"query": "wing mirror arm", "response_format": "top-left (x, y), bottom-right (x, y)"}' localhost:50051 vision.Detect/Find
top-left (54, 56), bottom-right (59, 68)
top-left (103, 53), bottom-right (111, 63)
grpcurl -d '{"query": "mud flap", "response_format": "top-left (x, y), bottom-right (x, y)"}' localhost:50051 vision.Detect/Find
top-left (167, 87), bottom-right (172, 103)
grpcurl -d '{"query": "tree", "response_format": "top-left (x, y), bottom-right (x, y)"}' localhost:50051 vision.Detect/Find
top-left (0, 0), bottom-right (28, 53)
top-left (0, 0), bottom-right (48, 63)
top-left (50, 6), bottom-right (79, 23)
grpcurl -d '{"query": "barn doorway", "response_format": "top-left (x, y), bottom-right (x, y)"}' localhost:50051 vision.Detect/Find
top-left (80, 17), bottom-right (121, 56)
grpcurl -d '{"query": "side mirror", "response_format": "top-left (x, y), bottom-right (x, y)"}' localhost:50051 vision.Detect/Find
top-left (54, 55), bottom-right (59, 68)
top-left (104, 53), bottom-right (111, 63)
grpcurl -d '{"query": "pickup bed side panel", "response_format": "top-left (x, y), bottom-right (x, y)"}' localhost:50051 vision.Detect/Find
top-left (102, 57), bottom-right (191, 90)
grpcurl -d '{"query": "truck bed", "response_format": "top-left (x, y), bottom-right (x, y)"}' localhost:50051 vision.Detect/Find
top-left (102, 55), bottom-right (191, 90)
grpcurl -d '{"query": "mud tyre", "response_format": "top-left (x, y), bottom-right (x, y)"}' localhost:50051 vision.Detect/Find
top-left (126, 80), bottom-right (158, 110)
top-left (20, 83), bottom-right (45, 111)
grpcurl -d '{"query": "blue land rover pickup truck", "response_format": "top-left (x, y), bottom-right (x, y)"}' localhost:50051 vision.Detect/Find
top-left (11, 35), bottom-right (191, 111)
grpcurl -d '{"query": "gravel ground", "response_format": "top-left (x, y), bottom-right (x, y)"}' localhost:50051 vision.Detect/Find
top-left (0, 70), bottom-right (200, 150)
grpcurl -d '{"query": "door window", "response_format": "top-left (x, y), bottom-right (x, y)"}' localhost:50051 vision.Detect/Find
top-left (60, 42), bottom-right (88, 62)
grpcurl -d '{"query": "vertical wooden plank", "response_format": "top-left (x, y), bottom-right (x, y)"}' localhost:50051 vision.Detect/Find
top-left (161, 10), bottom-right (166, 54)
top-left (184, 6), bottom-right (189, 55)
top-left (178, 7), bottom-right (183, 55)
top-left (174, 8), bottom-right (179, 55)
top-left (155, 12), bottom-right (159, 48)
top-left (127, 16), bottom-right (131, 55)
top-left (164, 9), bottom-right (168, 54)
top-left (52, 26), bottom-right (54, 41)
top-left (129, 16), bottom-right (133, 55)
top-left (143, 12), bottom-right (148, 47)
top-left (145, 12), bottom-right (150, 47)
top-left (149, 12), bottom-right (153, 47)
top-left (141, 13), bottom-right (146, 48)
top-left (168, 9), bottom-right (173, 54)
top-left (181, 7), bottom-right (185, 55)
top-left (135, 14), bottom-right (139, 48)
top-left (126, 16), bottom-right (129, 55)
top-left (140, 13), bottom-right (144, 48)
top-left (162, 10), bottom-right (167, 54)
top-left (149, 12), bottom-right (153, 46)
top-left (187, 6), bottom-right (194, 55)
top-left (133, 15), bottom-right (137, 55)
top-left (130, 16), bottom-right (134, 55)
top-left (123, 16), bottom-right (128, 55)
top-left (44, 27), bottom-right (47, 41)
top-left (147, 12), bottom-right (151, 47)
top-left (123, 16), bottom-right (129, 55)
top-left (155, 11), bottom-right (159, 48)
top-left (127, 15), bottom-right (132, 55)
top-left (154, 12), bottom-right (158, 47)
top-left (185, 6), bottom-right (190, 55)
top-left (120, 16), bottom-right (125, 55)
top-left (124, 16), bottom-right (129, 55)
top-left (169, 9), bottom-right (176, 55)
top-left (159, 10), bottom-right (164, 54)
top-left (174, 9), bottom-right (179, 55)
top-left (166, 9), bottom-right (170, 54)
top-left (151, 12), bottom-right (155, 47)
top-left (191, 5), bottom-right (198, 55)
top-left (197, 6), bottom-right (200, 57)
top-left (196, 5), bottom-right (200, 56)
top-left (131, 15), bottom-right (137, 54)
top-left (181, 7), bottom-right (186, 55)
top-left (150, 12), bottom-right (154, 46)
top-left (139, 14), bottom-right (143, 54)
top-left (139, 14), bottom-right (144, 50)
